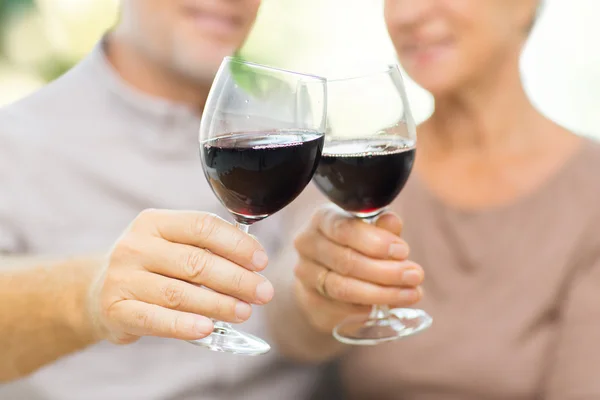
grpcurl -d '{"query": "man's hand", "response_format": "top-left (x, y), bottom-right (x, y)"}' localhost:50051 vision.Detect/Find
top-left (89, 209), bottom-right (274, 344)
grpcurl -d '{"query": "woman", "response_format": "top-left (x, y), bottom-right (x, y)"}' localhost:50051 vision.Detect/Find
top-left (272, 0), bottom-right (600, 398)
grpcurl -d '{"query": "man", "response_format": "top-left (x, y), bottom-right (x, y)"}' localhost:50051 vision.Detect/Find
top-left (0, 1), bottom-right (314, 399)
top-left (0, 1), bottom-right (425, 398)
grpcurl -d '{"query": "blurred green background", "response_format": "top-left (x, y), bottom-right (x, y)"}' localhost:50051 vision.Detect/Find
top-left (0, 0), bottom-right (119, 103)
top-left (0, 0), bottom-right (599, 136)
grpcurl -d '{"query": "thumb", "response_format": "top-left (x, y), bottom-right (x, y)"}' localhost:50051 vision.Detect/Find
top-left (374, 211), bottom-right (403, 236)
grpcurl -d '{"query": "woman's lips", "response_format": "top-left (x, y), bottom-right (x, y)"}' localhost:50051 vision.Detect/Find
top-left (401, 39), bottom-right (454, 65)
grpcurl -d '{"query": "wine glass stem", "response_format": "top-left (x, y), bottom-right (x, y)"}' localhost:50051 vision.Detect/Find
top-left (363, 215), bottom-right (379, 225)
top-left (362, 213), bottom-right (392, 320)
top-left (236, 221), bottom-right (251, 234)
top-left (208, 221), bottom-right (252, 335)
top-left (370, 304), bottom-right (391, 319)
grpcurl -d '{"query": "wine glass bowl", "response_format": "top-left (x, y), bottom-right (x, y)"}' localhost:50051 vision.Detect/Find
top-left (196, 57), bottom-right (327, 355)
top-left (312, 137), bottom-right (416, 219)
top-left (202, 130), bottom-right (324, 225)
top-left (312, 65), bottom-right (432, 345)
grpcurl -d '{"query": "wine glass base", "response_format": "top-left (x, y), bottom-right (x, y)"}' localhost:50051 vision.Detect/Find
top-left (187, 324), bottom-right (271, 356)
top-left (333, 308), bottom-right (432, 346)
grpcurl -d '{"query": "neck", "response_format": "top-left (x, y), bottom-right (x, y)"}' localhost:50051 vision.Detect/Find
top-left (105, 33), bottom-right (210, 113)
top-left (422, 48), bottom-right (545, 156)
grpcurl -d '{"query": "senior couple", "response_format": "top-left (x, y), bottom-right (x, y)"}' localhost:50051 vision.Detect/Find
top-left (2, 0), bottom-right (600, 399)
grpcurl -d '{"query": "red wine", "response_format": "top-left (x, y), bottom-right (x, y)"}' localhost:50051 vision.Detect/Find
top-left (313, 139), bottom-right (415, 215)
top-left (202, 131), bottom-right (324, 224)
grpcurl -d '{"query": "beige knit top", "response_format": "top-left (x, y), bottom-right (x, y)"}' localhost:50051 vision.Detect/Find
top-left (340, 138), bottom-right (600, 400)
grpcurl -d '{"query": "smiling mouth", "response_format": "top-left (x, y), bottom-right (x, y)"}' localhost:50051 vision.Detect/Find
top-left (183, 6), bottom-right (242, 37)
top-left (401, 39), bottom-right (453, 62)
top-left (403, 39), bottom-right (453, 54)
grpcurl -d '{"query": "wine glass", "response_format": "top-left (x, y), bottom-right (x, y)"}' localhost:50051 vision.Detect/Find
top-left (196, 57), bottom-right (327, 355)
top-left (312, 65), bottom-right (432, 345)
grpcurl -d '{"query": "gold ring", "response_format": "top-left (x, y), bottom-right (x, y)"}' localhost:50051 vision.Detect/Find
top-left (316, 269), bottom-right (331, 298)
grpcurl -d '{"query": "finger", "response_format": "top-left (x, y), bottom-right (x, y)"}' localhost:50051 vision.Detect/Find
top-left (295, 261), bottom-right (422, 306)
top-left (123, 271), bottom-right (254, 323)
top-left (109, 300), bottom-right (214, 341)
top-left (295, 281), bottom-right (370, 333)
top-left (375, 211), bottom-right (403, 236)
top-left (295, 230), bottom-right (423, 287)
top-left (134, 209), bottom-right (269, 272)
top-left (140, 238), bottom-right (274, 305)
top-left (312, 205), bottom-right (408, 260)
top-left (296, 281), bottom-right (371, 315)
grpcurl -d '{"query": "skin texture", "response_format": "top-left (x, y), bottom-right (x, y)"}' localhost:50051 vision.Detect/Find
top-left (0, 211), bottom-right (275, 382)
top-left (269, 203), bottom-right (424, 363)
top-left (110, 0), bottom-right (261, 107)
top-left (385, 0), bottom-right (539, 96)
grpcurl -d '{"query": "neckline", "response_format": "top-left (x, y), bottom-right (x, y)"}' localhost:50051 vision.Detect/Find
top-left (411, 136), bottom-right (592, 217)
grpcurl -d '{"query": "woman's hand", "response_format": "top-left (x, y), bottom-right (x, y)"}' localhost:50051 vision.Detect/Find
top-left (294, 205), bottom-right (424, 333)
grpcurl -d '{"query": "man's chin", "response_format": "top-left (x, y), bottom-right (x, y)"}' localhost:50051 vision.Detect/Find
top-left (172, 60), bottom-right (219, 86)
top-left (172, 46), bottom-right (236, 83)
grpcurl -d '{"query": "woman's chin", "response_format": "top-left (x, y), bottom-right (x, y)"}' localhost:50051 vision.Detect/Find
top-left (412, 76), bottom-right (459, 97)
top-left (402, 61), bottom-right (458, 94)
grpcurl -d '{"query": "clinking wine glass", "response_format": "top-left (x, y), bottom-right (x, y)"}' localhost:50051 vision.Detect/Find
top-left (196, 57), bottom-right (327, 355)
top-left (312, 65), bottom-right (432, 345)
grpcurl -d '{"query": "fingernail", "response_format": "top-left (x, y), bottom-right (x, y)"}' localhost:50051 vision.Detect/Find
top-left (402, 269), bottom-right (423, 286)
top-left (255, 280), bottom-right (274, 304)
top-left (194, 317), bottom-right (214, 336)
top-left (398, 289), bottom-right (419, 304)
top-left (235, 302), bottom-right (252, 321)
top-left (252, 250), bottom-right (269, 270)
top-left (389, 243), bottom-right (408, 259)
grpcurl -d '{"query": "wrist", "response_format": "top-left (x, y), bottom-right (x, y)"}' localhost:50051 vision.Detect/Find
top-left (292, 282), bottom-right (348, 359)
top-left (294, 281), bottom-right (336, 334)
top-left (58, 256), bottom-right (105, 346)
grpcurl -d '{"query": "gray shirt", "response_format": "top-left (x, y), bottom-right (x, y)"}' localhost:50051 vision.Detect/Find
top-left (0, 44), bottom-right (317, 400)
